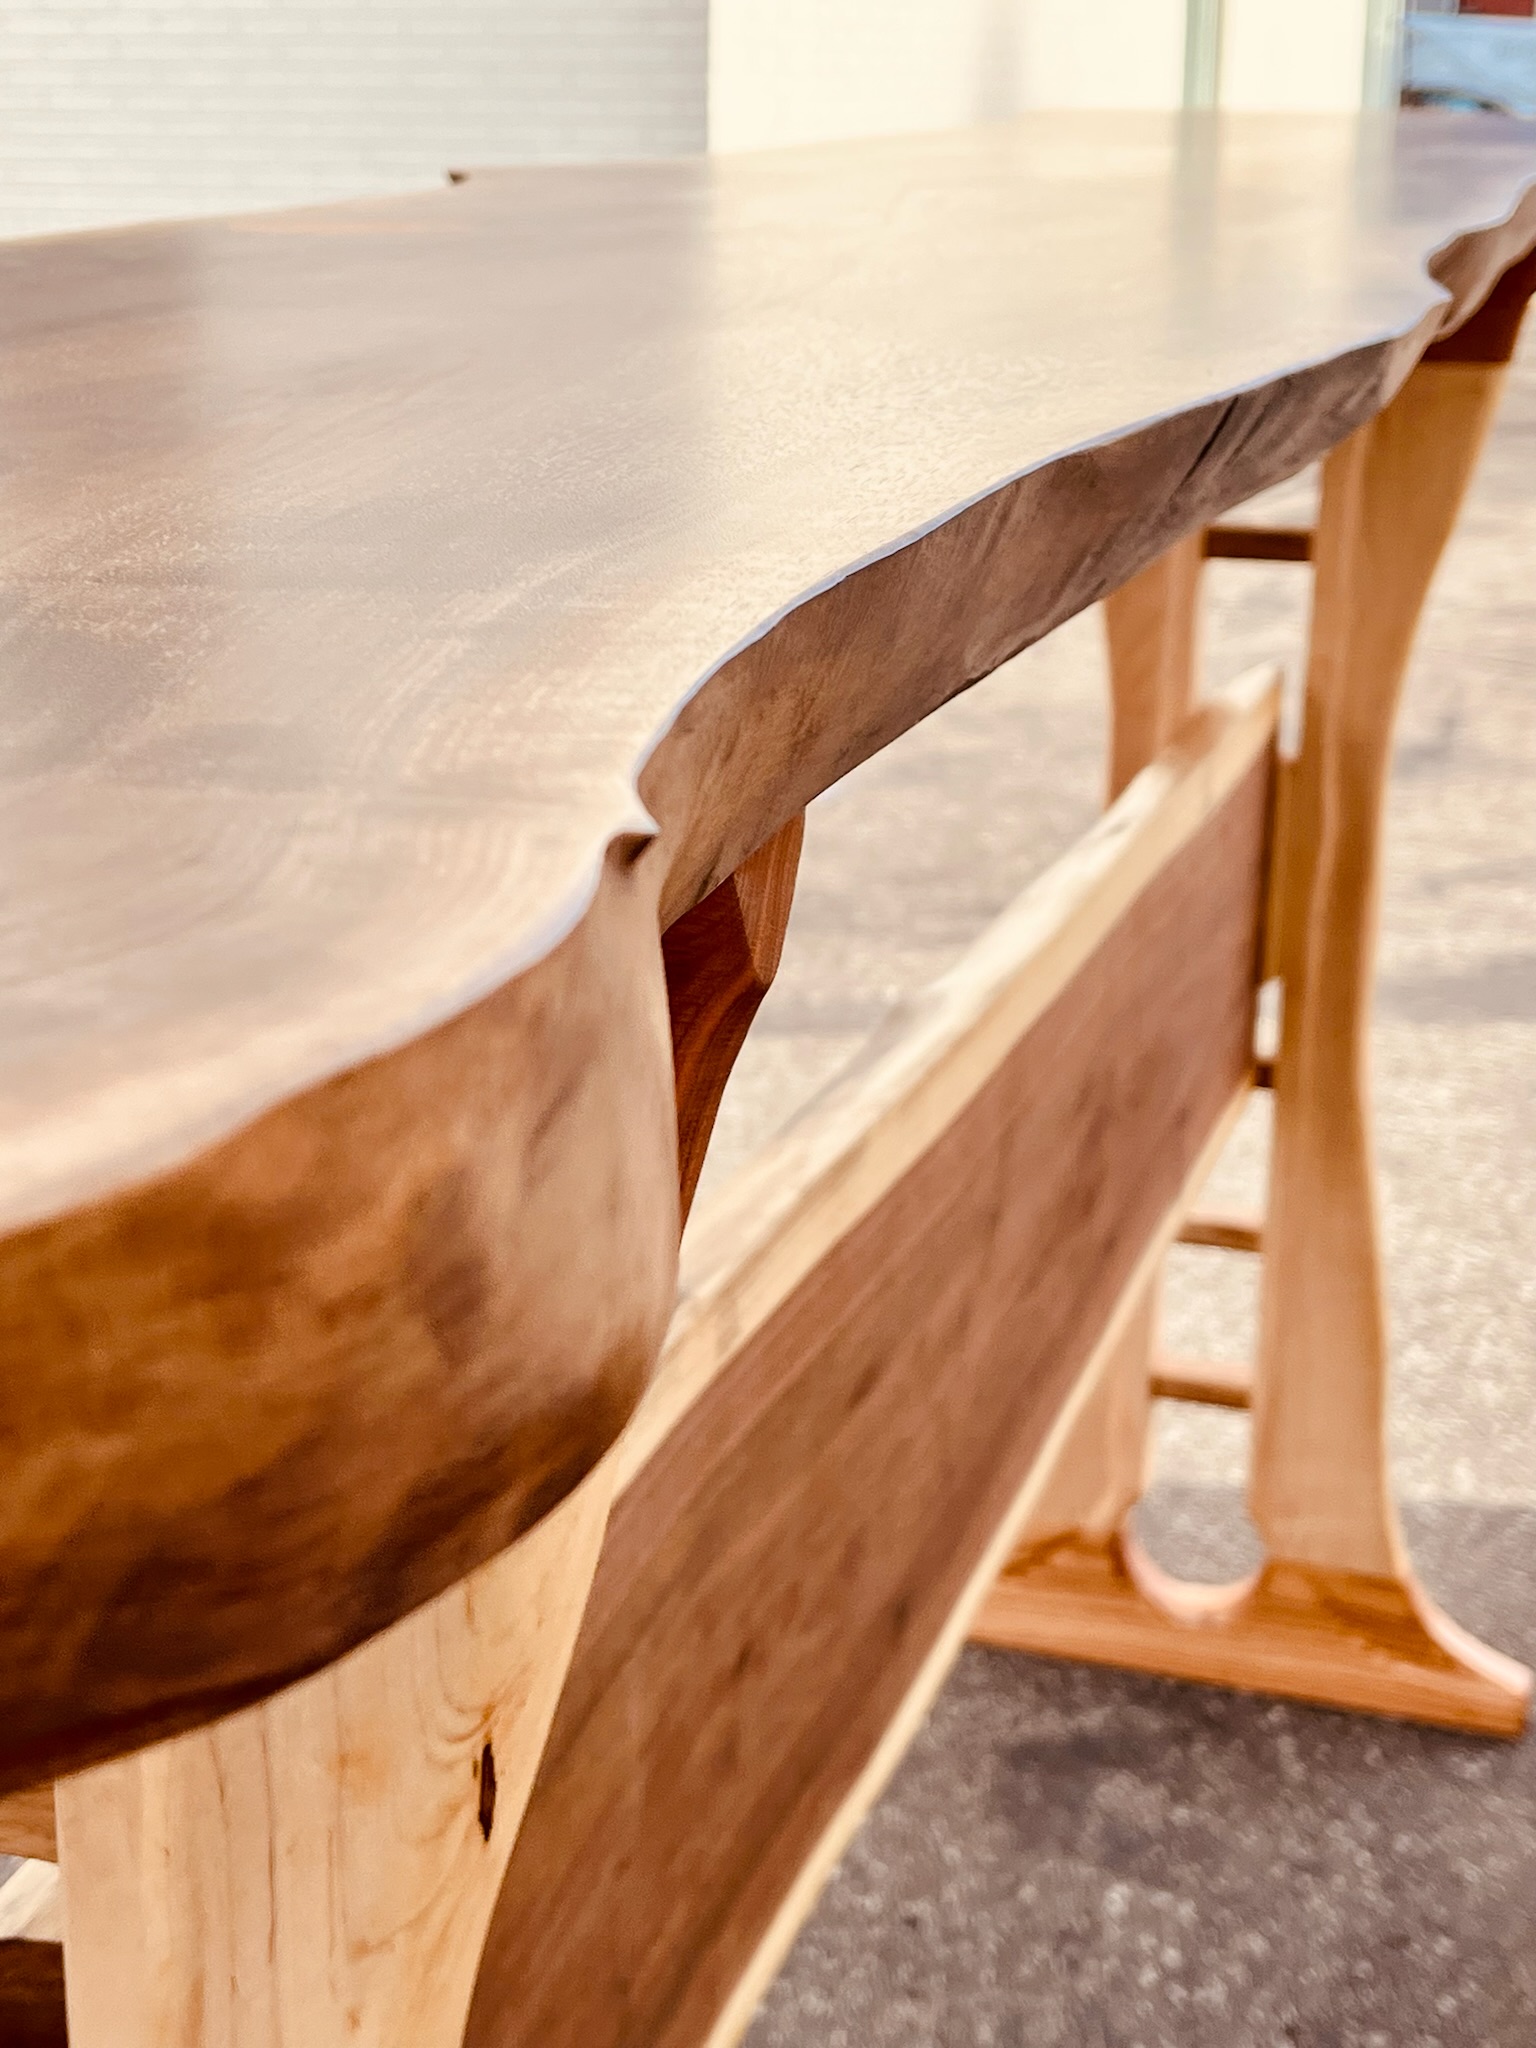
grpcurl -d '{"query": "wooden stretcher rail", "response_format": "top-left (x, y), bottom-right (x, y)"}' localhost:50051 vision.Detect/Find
top-left (1152, 1353), bottom-right (1256, 1410)
top-left (1204, 524), bottom-right (1315, 562)
top-left (0, 1859), bottom-right (63, 2048)
top-left (1177, 1209), bottom-right (1265, 1253)
top-left (459, 667), bottom-right (1280, 2048)
top-left (0, 1786), bottom-right (61, 2042)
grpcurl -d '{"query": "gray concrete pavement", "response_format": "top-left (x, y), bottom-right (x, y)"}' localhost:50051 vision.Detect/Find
top-left (720, 323), bottom-right (1536, 2044)
top-left (748, 1499), bottom-right (1536, 2048)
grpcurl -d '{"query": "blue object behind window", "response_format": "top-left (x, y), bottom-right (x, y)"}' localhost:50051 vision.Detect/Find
top-left (1405, 14), bottom-right (1536, 112)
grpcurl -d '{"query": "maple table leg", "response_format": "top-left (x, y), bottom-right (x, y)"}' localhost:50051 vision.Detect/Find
top-left (53, 1421), bottom-right (613, 2048)
top-left (1232, 355), bottom-right (1530, 1730)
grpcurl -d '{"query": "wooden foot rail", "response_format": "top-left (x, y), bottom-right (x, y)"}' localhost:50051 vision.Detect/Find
top-left (1177, 1209), bottom-right (1263, 1253)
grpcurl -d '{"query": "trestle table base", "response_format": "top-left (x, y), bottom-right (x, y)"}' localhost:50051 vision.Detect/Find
top-left (973, 336), bottom-right (1534, 1741)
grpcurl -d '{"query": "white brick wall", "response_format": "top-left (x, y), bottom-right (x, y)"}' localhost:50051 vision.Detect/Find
top-left (0, 0), bottom-right (708, 239)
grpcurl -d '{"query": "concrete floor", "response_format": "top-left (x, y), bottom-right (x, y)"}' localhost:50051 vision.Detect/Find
top-left (715, 322), bottom-right (1536, 2045)
top-left (747, 1501), bottom-right (1536, 2048)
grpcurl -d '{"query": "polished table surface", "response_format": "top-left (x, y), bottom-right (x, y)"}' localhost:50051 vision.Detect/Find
top-left (3, 111), bottom-right (1536, 1226)
top-left (2, 112), bottom-right (1536, 1785)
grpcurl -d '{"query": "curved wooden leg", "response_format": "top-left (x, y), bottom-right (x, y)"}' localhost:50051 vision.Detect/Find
top-left (55, 1466), bottom-right (612, 2048)
top-left (980, 355), bottom-right (1531, 1737)
top-left (1229, 357), bottom-right (1530, 1732)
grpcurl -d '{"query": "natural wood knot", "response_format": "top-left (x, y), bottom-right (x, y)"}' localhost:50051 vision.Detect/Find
top-left (477, 1740), bottom-right (497, 1841)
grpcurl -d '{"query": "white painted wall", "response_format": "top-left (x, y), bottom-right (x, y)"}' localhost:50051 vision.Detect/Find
top-left (708, 0), bottom-right (1188, 153)
top-left (0, 0), bottom-right (707, 241)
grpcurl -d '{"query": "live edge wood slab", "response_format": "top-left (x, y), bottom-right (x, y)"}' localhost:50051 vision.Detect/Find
top-left (3, 111), bottom-right (1535, 1790)
top-left (3, 108), bottom-right (1536, 2035)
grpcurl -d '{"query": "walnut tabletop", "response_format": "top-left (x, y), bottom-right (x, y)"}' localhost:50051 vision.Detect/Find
top-left (2, 111), bottom-right (1535, 1789)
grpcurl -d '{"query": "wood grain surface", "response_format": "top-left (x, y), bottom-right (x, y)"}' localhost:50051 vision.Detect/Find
top-left (56, 1465), bottom-right (614, 2048)
top-left (2, 115), bottom-right (1535, 1782)
top-left (466, 709), bottom-right (1275, 2048)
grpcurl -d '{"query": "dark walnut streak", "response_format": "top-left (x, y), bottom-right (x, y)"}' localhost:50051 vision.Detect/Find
top-left (0, 1942), bottom-right (66, 2048)
top-left (467, 755), bottom-right (1273, 2048)
top-left (664, 815), bottom-right (804, 1223)
top-left (0, 117), bottom-right (1534, 1786)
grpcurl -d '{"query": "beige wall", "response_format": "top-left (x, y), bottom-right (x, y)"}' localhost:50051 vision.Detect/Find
top-left (708, 0), bottom-right (1188, 152)
top-left (1222, 0), bottom-right (1377, 111)
top-left (709, 0), bottom-right (1400, 150)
